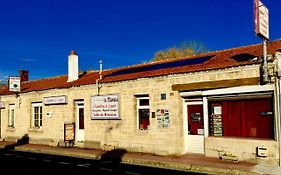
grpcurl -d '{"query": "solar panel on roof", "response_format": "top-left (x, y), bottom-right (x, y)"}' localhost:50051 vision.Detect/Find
top-left (107, 55), bottom-right (214, 77)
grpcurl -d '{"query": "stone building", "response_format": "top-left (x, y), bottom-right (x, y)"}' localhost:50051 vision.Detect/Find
top-left (1, 39), bottom-right (281, 165)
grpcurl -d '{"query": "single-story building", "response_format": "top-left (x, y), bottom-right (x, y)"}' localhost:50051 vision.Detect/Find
top-left (1, 39), bottom-right (281, 165)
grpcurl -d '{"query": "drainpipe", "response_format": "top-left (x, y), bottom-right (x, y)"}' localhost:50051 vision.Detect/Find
top-left (262, 40), bottom-right (269, 84)
top-left (275, 50), bottom-right (281, 166)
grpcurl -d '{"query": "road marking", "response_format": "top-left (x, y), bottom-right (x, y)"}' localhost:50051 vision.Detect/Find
top-left (15, 155), bottom-right (24, 158)
top-left (28, 157), bottom-right (37, 160)
top-left (58, 161), bottom-right (71, 165)
top-left (101, 160), bottom-right (113, 164)
top-left (4, 153), bottom-right (18, 156)
top-left (42, 159), bottom-right (52, 162)
top-left (100, 167), bottom-right (113, 172)
top-left (77, 163), bottom-right (91, 168)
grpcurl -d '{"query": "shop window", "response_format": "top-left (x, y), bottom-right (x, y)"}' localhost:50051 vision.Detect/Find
top-left (8, 104), bottom-right (15, 127)
top-left (137, 96), bottom-right (150, 130)
top-left (209, 97), bottom-right (274, 139)
top-left (32, 103), bottom-right (43, 128)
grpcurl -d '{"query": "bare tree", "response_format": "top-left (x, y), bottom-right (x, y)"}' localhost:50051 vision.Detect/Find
top-left (152, 41), bottom-right (208, 61)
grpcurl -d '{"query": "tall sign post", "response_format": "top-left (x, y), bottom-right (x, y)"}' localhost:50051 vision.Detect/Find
top-left (254, 0), bottom-right (269, 84)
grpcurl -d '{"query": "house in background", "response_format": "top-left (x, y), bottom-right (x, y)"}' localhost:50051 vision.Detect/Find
top-left (0, 39), bottom-right (281, 165)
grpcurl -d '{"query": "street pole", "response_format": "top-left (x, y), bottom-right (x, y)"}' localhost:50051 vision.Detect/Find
top-left (262, 40), bottom-right (269, 84)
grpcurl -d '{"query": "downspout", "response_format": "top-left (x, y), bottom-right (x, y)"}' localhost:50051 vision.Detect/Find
top-left (275, 50), bottom-right (281, 166)
top-left (261, 40), bottom-right (269, 84)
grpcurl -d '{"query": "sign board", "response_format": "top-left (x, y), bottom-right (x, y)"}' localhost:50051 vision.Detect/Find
top-left (0, 101), bottom-right (5, 109)
top-left (91, 94), bottom-right (120, 119)
top-left (156, 108), bottom-right (170, 128)
top-left (64, 122), bottom-right (75, 141)
top-left (43, 95), bottom-right (67, 105)
top-left (254, 0), bottom-right (269, 40)
top-left (9, 76), bottom-right (20, 92)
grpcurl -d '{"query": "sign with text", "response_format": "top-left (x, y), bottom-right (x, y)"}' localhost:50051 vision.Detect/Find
top-left (44, 95), bottom-right (67, 105)
top-left (254, 0), bottom-right (269, 40)
top-left (9, 76), bottom-right (21, 92)
top-left (91, 94), bottom-right (120, 119)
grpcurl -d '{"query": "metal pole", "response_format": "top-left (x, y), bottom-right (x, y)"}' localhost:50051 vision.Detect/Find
top-left (276, 78), bottom-right (281, 166)
top-left (262, 40), bottom-right (269, 84)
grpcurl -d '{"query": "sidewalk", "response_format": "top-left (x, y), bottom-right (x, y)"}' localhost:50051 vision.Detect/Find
top-left (0, 141), bottom-right (280, 175)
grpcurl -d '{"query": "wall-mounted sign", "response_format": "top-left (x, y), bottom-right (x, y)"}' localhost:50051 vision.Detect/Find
top-left (43, 95), bottom-right (67, 105)
top-left (0, 101), bottom-right (5, 109)
top-left (254, 0), bottom-right (269, 40)
top-left (91, 94), bottom-right (120, 119)
top-left (9, 76), bottom-right (21, 92)
top-left (156, 108), bottom-right (170, 128)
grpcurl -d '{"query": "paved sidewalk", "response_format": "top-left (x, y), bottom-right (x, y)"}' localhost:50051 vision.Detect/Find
top-left (0, 141), bottom-right (280, 175)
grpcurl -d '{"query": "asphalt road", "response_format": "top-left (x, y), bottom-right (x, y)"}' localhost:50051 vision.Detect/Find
top-left (0, 149), bottom-right (205, 175)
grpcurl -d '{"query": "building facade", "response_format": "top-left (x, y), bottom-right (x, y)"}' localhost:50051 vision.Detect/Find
top-left (1, 40), bottom-right (281, 165)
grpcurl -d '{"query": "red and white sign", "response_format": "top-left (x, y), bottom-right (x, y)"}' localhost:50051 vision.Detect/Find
top-left (254, 0), bottom-right (269, 40)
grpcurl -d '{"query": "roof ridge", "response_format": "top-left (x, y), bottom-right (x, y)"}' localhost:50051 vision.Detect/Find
top-left (21, 74), bottom-right (67, 84)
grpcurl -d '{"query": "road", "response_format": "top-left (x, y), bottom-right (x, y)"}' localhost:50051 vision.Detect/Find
top-left (0, 149), bottom-right (205, 175)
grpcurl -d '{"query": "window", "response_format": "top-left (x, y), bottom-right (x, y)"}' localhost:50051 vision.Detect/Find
top-left (209, 96), bottom-right (274, 139)
top-left (137, 96), bottom-right (150, 130)
top-left (8, 104), bottom-right (15, 127)
top-left (32, 103), bottom-right (43, 128)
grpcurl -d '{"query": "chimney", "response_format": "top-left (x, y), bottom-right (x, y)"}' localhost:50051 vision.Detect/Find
top-left (68, 50), bottom-right (79, 82)
top-left (19, 70), bottom-right (29, 82)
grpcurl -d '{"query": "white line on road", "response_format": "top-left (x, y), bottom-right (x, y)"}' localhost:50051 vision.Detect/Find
top-left (58, 161), bottom-right (71, 165)
top-left (100, 167), bottom-right (114, 172)
top-left (77, 163), bottom-right (91, 168)
top-left (28, 157), bottom-right (37, 160)
top-left (125, 171), bottom-right (141, 175)
top-left (101, 160), bottom-right (113, 164)
top-left (42, 159), bottom-right (52, 163)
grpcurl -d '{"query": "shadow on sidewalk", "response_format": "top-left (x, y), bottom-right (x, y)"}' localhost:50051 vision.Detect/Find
top-left (101, 148), bottom-right (127, 163)
top-left (4, 134), bottom-right (29, 150)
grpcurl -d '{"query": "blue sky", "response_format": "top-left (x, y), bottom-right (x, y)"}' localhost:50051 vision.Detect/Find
top-left (0, 0), bottom-right (280, 82)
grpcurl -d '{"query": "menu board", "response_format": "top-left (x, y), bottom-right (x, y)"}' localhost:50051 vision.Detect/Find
top-left (211, 114), bottom-right (223, 136)
top-left (64, 122), bottom-right (75, 141)
top-left (209, 105), bottom-right (223, 136)
top-left (156, 109), bottom-right (170, 128)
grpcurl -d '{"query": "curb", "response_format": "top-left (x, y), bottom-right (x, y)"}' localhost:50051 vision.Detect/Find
top-left (10, 146), bottom-right (258, 175)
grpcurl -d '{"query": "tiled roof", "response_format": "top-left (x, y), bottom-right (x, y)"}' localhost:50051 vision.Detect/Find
top-left (1, 39), bottom-right (281, 95)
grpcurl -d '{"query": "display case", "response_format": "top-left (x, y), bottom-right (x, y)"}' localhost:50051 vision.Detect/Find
top-left (209, 104), bottom-right (223, 136)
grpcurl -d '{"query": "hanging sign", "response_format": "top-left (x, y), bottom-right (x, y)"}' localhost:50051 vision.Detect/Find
top-left (9, 76), bottom-right (21, 92)
top-left (254, 0), bottom-right (269, 40)
top-left (91, 94), bottom-right (120, 119)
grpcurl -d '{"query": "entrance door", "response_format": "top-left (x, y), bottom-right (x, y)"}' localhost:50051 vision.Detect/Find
top-left (187, 103), bottom-right (204, 154)
top-left (75, 101), bottom-right (84, 142)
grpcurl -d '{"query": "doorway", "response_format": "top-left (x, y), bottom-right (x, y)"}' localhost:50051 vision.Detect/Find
top-left (75, 101), bottom-right (84, 142)
top-left (186, 101), bottom-right (204, 154)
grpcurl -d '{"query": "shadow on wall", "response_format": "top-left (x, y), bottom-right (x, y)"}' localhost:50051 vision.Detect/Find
top-left (4, 134), bottom-right (29, 150)
top-left (100, 149), bottom-right (127, 173)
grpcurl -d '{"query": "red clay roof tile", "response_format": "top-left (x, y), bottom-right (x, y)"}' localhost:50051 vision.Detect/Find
top-left (0, 39), bottom-right (281, 95)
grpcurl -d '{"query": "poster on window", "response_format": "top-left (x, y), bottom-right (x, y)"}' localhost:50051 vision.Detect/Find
top-left (91, 94), bottom-right (120, 120)
top-left (156, 108), bottom-right (170, 128)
